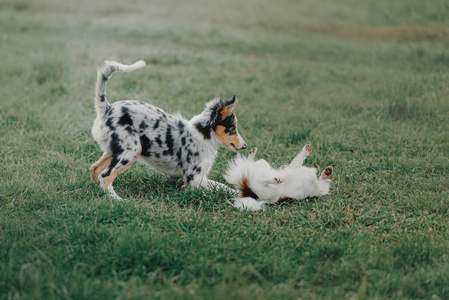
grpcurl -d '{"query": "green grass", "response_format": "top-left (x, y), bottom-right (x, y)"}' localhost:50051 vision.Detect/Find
top-left (1, 0), bottom-right (449, 299)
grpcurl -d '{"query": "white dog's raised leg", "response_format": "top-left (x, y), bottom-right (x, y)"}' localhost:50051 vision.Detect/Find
top-left (320, 166), bottom-right (333, 180)
top-left (248, 147), bottom-right (257, 161)
top-left (290, 144), bottom-right (312, 168)
top-left (317, 166), bottom-right (333, 196)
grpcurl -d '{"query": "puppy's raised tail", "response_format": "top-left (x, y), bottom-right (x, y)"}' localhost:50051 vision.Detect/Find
top-left (94, 60), bottom-right (146, 113)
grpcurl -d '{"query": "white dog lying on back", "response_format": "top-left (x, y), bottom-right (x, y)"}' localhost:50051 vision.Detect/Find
top-left (224, 145), bottom-right (333, 211)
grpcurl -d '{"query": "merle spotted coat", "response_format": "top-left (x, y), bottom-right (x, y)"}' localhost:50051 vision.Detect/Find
top-left (90, 60), bottom-right (247, 200)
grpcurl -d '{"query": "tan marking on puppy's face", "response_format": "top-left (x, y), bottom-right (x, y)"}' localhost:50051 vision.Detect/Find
top-left (215, 124), bottom-right (242, 151)
top-left (214, 96), bottom-right (246, 151)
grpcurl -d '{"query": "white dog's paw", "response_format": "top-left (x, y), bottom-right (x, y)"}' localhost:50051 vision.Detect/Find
top-left (248, 147), bottom-right (257, 160)
top-left (321, 166), bottom-right (333, 179)
top-left (274, 177), bottom-right (285, 184)
top-left (263, 177), bottom-right (285, 185)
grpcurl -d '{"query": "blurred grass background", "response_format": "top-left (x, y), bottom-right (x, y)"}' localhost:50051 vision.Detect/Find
top-left (1, 0), bottom-right (449, 299)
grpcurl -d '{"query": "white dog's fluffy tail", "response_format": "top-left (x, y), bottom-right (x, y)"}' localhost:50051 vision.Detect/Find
top-left (94, 60), bottom-right (146, 114)
top-left (223, 154), bottom-right (249, 190)
top-left (225, 155), bottom-right (267, 211)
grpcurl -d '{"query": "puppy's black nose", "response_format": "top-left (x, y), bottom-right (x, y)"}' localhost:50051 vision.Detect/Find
top-left (240, 144), bottom-right (247, 150)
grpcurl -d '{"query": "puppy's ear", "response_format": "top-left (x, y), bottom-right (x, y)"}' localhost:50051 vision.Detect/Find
top-left (220, 95), bottom-right (238, 118)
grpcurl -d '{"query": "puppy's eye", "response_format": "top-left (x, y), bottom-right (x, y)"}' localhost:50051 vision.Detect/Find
top-left (227, 127), bottom-right (236, 135)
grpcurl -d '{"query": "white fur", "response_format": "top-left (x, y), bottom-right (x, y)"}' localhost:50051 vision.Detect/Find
top-left (227, 197), bottom-right (270, 212)
top-left (225, 145), bottom-right (332, 211)
top-left (104, 60), bottom-right (146, 73)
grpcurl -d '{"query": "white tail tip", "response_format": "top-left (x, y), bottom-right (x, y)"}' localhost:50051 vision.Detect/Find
top-left (104, 60), bottom-right (146, 73)
top-left (130, 60), bottom-right (146, 70)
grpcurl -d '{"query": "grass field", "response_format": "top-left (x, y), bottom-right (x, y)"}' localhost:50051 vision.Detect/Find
top-left (1, 0), bottom-right (449, 299)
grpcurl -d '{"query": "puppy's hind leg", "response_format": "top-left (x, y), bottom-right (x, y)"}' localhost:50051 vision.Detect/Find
top-left (290, 144), bottom-right (312, 168)
top-left (99, 148), bottom-right (142, 201)
top-left (90, 151), bottom-right (113, 184)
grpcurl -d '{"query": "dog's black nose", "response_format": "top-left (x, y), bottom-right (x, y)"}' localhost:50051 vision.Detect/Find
top-left (241, 144), bottom-right (247, 150)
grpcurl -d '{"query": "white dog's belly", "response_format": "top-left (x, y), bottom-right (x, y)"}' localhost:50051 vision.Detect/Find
top-left (280, 167), bottom-right (320, 199)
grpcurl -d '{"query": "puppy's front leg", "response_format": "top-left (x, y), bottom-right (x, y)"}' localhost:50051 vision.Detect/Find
top-left (205, 179), bottom-right (237, 194)
top-left (188, 175), bottom-right (237, 194)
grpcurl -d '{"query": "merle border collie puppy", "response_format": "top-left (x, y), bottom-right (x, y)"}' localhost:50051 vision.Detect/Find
top-left (90, 60), bottom-right (247, 200)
